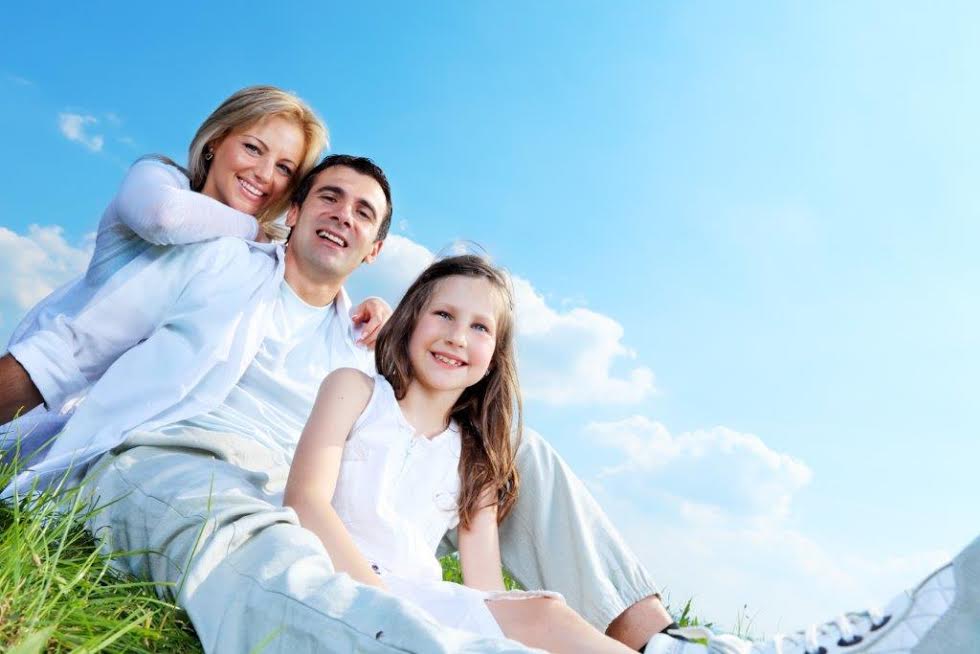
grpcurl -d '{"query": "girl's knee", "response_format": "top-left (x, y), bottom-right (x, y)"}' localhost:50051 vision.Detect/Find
top-left (488, 597), bottom-right (556, 639)
top-left (524, 596), bottom-right (571, 621)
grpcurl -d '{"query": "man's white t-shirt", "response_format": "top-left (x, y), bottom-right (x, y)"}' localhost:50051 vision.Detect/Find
top-left (160, 280), bottom-right (355, 461)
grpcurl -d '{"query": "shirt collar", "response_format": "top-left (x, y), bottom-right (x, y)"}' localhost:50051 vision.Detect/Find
top-left (268, 242), bottom-right (359, 343)
top-left (335, 286), bottom-right (356, 340)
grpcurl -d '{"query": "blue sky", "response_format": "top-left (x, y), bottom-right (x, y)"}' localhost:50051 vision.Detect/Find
top-left (2, 1), bottom-right (978, 633)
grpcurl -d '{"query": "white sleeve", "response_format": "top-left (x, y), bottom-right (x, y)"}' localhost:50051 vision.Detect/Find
top-left (112, 159), bottom-right (260, 244)
top-left (6, 240), bottom-right (278, 496)
top-left (6, 241), bottom-right (220, 409)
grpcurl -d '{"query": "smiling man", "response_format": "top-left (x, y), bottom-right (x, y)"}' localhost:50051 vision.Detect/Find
top-left (1, 156), bottom-right (388, 486)
top-left (282, 163), bottom-right (385, 305)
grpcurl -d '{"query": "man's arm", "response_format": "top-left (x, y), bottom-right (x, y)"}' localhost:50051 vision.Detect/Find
top-left (5, 239), bottom-right (280, 496)
top-left (3, 241), bottom-right (239, 423)
top-left (0, 353), bottom-right (44, 424)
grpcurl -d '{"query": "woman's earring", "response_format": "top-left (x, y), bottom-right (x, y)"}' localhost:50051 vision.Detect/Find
top-left (204, 148), bottom-right (214, 161)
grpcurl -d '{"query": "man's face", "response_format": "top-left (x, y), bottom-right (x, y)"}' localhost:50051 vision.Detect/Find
top-left (285, 165), bottom-right (386, 281)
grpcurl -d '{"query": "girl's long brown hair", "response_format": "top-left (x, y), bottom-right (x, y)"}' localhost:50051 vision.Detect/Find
top-left (374, 255), bottom-right (522, 529)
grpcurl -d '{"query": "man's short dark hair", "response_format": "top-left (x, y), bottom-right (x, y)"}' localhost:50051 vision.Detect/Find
top-left (291, 154), bottom-right (393, 241)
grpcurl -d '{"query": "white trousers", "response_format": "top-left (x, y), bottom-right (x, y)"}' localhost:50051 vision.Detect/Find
top-left (84, 427), bottom-right (658, 653)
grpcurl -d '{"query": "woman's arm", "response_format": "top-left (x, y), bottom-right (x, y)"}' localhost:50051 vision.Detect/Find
top-left (458, 487), bottom-right (507, 592)
top-left (283, 367), bottom-right (385, 589)
top-left (112, 159), bottom-right (260, 244)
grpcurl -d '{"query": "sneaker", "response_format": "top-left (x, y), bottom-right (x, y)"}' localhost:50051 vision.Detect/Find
top-left (645, 535), bottom-right (978, 654)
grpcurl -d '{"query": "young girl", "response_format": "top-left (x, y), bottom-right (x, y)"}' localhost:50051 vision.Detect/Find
top-left (285, 255), bottom-right (637, 652)
top-left (2, 86), bottom-right (388, 430)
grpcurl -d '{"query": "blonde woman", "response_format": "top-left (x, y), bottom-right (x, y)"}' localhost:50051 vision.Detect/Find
top-left (1, 86), bottom-right (389, 436)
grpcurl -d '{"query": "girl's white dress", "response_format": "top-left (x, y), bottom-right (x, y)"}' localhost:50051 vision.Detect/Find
top-left (333, 375), bottom-right (561, 638)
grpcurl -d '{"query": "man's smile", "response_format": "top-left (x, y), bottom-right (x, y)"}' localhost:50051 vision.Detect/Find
top-left (315, 229), bottom-right (348, 248)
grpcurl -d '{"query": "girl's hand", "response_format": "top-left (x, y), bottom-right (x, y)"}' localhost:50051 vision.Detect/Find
top-left (350, 297), bottom-right (392, 348)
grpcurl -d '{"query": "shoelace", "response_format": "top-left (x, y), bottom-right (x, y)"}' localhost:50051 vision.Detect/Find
top-left (669, 607), bottom-right (889, 654)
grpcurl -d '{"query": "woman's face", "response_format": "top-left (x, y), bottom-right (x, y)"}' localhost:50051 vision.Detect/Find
top-left (200, 115), bottom-right (306, 216)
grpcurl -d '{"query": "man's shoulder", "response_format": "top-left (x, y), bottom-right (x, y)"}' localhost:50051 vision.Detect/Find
top-left (175, 237), bottom-right (276, 270)
top-left (129, 238), bottom-right (277, 300)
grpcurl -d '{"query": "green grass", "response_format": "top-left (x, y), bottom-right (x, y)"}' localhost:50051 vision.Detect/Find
top-left (439, 551), bottom-right (524, 590)
top-left (0, 461), bottom-right (202, 653)
top-left (0, 455), bottom-right (714, 652)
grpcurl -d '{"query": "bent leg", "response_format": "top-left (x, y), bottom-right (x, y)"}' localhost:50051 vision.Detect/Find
top-left (488, 597), bottom-right (635, 654)
top-left (498, 427), bottom-right (670, 637)
top-left (85, 431), bottom-right (537, 654)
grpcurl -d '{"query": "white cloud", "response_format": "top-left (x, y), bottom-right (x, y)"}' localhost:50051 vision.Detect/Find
top-left (0, 225), bottom-right (94, 333)
top-left (515, 279), bottom-right (655, 404)
top-left (58, 113), bottom-right (104, 152)
top-left (578, 416), bottom-right (953, 633)
top-left (345, 234), bottom-right (435, 305)
top-left (586, 416), bottom-right (811, 518)
top-left (590, 470), bottom-right (949, 635)
top-left (345, 235), bottom-right (655, 406)
top-left (5, 74), bottom-right (33, 87)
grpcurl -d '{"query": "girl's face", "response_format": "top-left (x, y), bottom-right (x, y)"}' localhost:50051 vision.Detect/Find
top-left (200, 114), bottom-right (306, 216)
top-left (407, 275), bottom-right (501, 395)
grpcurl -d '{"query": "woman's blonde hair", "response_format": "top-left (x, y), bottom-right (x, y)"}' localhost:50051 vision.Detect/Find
top-left (374, 255), bottom-right (522, 529)
top-left (186, 85), bottom-right (327, 225)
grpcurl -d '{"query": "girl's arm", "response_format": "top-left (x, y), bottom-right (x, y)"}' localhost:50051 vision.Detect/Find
top-left (283, 367), bottom-right (385, 589)
top-left (112, 159), bottom-right (260, 245)
top-left (458, 486), bottom-right (507, 592)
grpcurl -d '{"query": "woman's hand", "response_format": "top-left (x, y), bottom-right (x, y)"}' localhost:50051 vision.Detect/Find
top-left (350, 297), bottom-right (392, 348)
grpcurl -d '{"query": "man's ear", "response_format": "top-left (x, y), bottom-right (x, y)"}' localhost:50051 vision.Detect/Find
top-left (362, 239), bottom-right (384, 264)
top-left (285, 203), bottom-right (300, 229)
